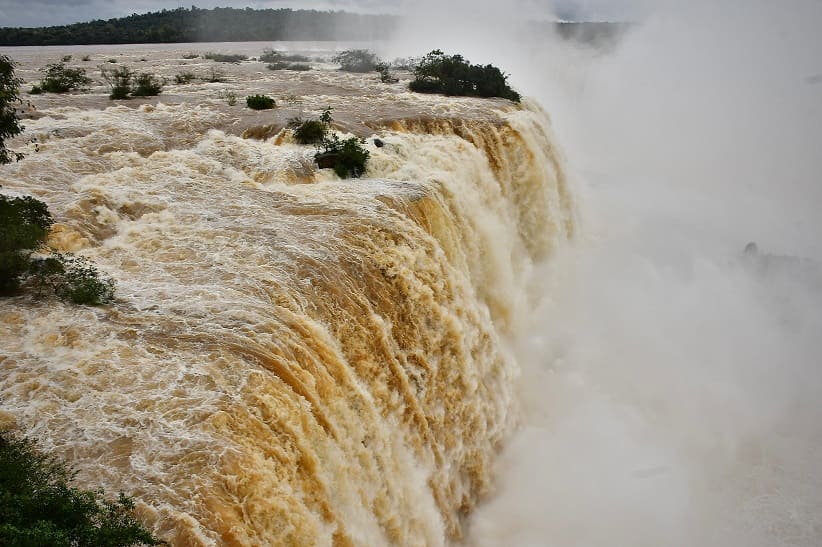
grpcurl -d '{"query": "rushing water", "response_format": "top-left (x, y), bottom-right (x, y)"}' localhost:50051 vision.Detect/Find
top-left (0, 43), bottom-right (574, 546)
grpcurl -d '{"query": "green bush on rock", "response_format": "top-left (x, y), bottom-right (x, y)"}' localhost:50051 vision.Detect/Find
top-left (290, 112), bottom-right (328, 145)
top-left (246, 94), bottom-right (275, 110)
top-left (292, 108), bottom-right (369, 179)
top-left (317, 134), bottom-right (370, 179)
top-left (174, 72), bottom-right (195, 84)
top-left (260, 49), bottom-right (310, 63)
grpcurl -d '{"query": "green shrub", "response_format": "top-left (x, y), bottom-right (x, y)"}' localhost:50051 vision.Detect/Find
top-left (332, 49), bottom-right (379, 73)
top-left (292, 119), bottom-right (326, 144)
top-left (0, 55), bottom-right (24, 165)
top-left (204, 52), bottom-right (246, 63)
top-left (132, 73), bottom-right (163, 97)
top-left (81, 55), bottom-right (91, 61)
top-left (174, 71), bottom-right (195, 84)
top-left (28, 253), bottom-right (116, 305)
top-left (288, 107), bottom-right (369, 178)
top-left (317, 134), bottom-right (370, 179)
top-left (101, 66), bottom-right (133, 99)
top-left (61, 54), bottom-right (72, 62)
top-left (289, 107), bottom-right (331, 144)
top-left (409, 49), bottom-right (521, 102)
top-left (50, 253), bottom-right (116, 305)
top-left (0, 430), bottom-right (162, 546)
top-left (245, 94), bottom-right (275, 110)
top-left (37, 62), bottom-right (91, 93)
top-left (29, 85), bottom-right (43, 94)
top-left (181, 53), bottom-right (199, 59)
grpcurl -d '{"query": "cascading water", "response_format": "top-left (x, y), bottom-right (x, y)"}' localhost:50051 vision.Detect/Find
top-left (0, 54), bottom-right (575, 546)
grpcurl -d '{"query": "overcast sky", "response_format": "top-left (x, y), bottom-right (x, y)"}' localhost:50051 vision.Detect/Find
top-left (0, 0), bottom-right (637, 28)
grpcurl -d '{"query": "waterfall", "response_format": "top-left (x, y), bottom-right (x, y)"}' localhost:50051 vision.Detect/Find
top-left (0, 97), bottom-right (574, 545)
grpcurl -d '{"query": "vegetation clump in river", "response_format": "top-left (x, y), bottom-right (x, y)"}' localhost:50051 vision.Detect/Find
top-left (291, 108), bottom-right (370, 178)
top-left (132, 73), bottom-right (163, 97)
top-left (203, 52), bottom-right (246, 63)
top-left (261, 49), bottom-right (312, 71)
top-left (101, 66), bottom-right (163, 99)
top-left (333, 49), bottom-right (380, 73)
top-left (246, 94), bottom-right (276, 110)
top-left (30, 62), bottom-right (91, 94)
top-left (409, 49), bottom-right (521, 102)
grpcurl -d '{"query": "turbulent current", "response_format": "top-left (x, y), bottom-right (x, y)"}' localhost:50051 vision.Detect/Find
top-left (0, 44), bottom-right (574, 546)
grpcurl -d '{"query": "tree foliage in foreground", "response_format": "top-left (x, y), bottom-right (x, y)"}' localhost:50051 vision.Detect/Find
top-left (0, 430), bottom-right (162, 546)
top-left (409, 49), bottom-right (521, 102)
top-left (0, 193), bottom-right (116, 304)
top-left (0, 193), bottom-right (52, 295)
top-left (0, 54), bottom-right (23, 165)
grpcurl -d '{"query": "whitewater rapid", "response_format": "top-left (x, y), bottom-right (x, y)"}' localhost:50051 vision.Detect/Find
top-left (0, 47), bottom-right (574, 546)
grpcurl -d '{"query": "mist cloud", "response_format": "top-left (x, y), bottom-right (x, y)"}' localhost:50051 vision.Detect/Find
top-left (450, 0), bottom-right (822, 545)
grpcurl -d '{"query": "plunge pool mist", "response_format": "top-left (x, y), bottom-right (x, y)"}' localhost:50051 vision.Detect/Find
top-left (456, 1), bottom-right (822, 546)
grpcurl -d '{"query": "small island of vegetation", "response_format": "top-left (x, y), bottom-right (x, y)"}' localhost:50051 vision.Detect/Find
top-left (409, 49), bottom-right (521, 102)
top-left (290, 108), bottom-right (370, 179)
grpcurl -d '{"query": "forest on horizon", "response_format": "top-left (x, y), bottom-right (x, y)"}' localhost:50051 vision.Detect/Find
top-left (0, 7), bottom-right (626, 47)
top-left (0, 7), bottom-right (397, 46)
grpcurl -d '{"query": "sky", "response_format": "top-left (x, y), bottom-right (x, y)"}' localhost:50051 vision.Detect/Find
top-left (0, 0), bottom-right (636, 28)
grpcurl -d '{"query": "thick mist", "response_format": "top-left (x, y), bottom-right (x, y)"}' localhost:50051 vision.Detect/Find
top-left (395, 1), bottom-right (822, 545)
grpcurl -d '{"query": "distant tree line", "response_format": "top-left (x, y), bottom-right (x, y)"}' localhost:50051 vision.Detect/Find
top-left (0, 7), bottom-right (397, 46)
